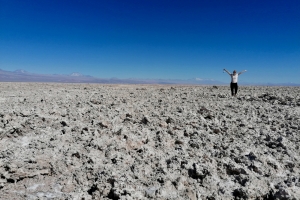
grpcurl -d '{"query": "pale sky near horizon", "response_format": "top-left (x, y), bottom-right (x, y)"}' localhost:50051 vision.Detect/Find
top-left (1, 0), bottom-right (299, 84)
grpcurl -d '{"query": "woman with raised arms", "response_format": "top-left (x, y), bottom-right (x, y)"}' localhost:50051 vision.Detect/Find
top-left (223, 69), bottom-right (247, 96)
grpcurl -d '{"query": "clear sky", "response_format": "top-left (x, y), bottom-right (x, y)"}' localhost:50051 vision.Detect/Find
top-left (1, 0), bottom-right (299, 84)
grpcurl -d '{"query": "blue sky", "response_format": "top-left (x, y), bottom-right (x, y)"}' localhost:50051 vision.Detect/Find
top-left (1, 0), bottom-right (299, 84)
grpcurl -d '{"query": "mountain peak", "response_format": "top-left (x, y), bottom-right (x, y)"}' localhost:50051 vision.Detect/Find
top-left (14, 69), bottom-right (29, 74)
top-left (70, 72), bottom-right (83, 77)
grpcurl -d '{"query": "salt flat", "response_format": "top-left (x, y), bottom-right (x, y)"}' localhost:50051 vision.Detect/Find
top-left (0, 82), bottom-right (299, 199)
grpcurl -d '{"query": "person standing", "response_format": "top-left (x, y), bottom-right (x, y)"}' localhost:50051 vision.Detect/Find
top-left (223, 69), bottom-right (247, 96)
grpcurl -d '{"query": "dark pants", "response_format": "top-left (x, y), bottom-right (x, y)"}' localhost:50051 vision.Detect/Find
top-left (230, 82), bottom-right (238, 96)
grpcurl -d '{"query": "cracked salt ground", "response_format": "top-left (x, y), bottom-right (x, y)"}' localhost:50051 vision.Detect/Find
top-left (0, 82), bottom-right (300, 199)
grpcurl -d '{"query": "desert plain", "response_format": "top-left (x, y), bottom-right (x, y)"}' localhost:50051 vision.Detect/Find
top-left (0, 82), bottom-right (299, 199)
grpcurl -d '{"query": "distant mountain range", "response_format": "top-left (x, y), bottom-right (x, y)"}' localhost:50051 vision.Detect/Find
top-left (0, 69), bottom-right (225, 85)
top-left (0, 69), bottom-right (299, 86)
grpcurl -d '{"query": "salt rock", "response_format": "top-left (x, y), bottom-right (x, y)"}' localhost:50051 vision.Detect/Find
top-left (0, 83), bottom-right (299, 199)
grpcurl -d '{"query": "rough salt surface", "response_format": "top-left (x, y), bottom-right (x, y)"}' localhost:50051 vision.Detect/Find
top-left (0, 83), bottom-right (299, 199)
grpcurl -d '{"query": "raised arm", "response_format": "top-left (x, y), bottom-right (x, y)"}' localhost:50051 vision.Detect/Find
top-left (223, 69), bottom-right (231, 75)
top-left (238, 70), bottom-right (247, 75)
